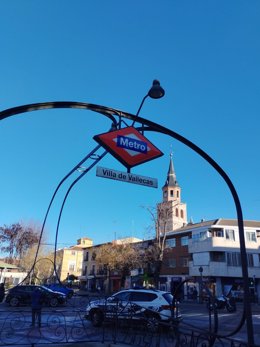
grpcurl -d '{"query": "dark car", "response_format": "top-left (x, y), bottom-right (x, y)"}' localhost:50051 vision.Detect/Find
top-left (43, 284), bottom-right (74, 298)
top-left (5, 285), bottom-right (67, 307)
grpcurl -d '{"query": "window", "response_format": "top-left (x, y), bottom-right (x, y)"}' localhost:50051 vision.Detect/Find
top-left (199, 231), bottom-right (207, 241)
top-left (247, 254), bottom-right (254, 267)
top-left (170, 190), bottom-right (174, 197)
top-left (165, 238), bottom-right (176, 248)
top-left (210, 251), bottom-right (225, 262)
top-left (68, 262), bottom-right (75, 271)
top-left (180, 257), bottom-right (189, 267)
top-left (113, 292), bottom-right (131, 301)
top-left (176, 208), bottom-right (179, 217)
top-left (246, 232), bottom-right (256, 242)
top-left (225, 229), bottom-right (235, 241)
top-left (181, 210), bottom-right (184, 218)
top-left (71, 250), bottom-right (76, 255)
top-left (85, 252), bottom-right (89, 261)
top-left (130, 292), bottom-right (157, 302)
top-left (177, 191), bottom-right (179, 198)
top-left (91, 252), bottom-right (97, 260)
top-left (181, 236), bottom-right (189, 246)
top-left (91, 265), bottom-right (95, 275)
top-left (227, 252), bottom-right (241, 267)
top-left (215, 229), bottom-right (224, 237)
top-left (167, 259), bottom-right (176, 268)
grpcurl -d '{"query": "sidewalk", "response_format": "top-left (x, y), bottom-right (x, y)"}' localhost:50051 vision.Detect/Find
top-left (34, 344), bottom-right (132, 347)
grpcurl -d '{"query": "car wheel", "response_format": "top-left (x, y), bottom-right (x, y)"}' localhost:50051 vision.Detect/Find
top-left (146, 315), bottom-right (160, 333)
top-left (49, 297), bottom-right (58, 307)
top-left (9, 297), bottom-right (19, 307)
top-left (90, 309), bottom-right (103, 327)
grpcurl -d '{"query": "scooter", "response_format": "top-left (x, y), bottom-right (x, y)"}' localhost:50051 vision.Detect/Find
top-left (207, 294), bottom-right (236, 312)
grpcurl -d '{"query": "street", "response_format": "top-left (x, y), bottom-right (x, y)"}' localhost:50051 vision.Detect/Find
top-left (0, 297), bottom-right (259, 346)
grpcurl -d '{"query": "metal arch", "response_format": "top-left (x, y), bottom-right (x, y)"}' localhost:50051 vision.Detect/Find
top-left (0, 101), bottom-right (119, 126)
top-left (0, 101), bottom-right (254, 345)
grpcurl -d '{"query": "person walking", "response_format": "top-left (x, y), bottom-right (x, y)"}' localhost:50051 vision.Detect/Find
top-left (31, 287), bottom-right (43, 328)
top-left (0, 283), bottom-right (5, 303)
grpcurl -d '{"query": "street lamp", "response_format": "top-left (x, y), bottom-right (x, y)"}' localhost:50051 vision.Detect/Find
top-left (132, 80), bottom-right (165, 126)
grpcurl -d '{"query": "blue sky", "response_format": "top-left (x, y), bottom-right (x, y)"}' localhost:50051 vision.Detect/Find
top-left (0, 1), bottom-right (259, 249)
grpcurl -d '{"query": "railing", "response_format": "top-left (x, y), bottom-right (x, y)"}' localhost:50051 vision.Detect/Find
top-left (0, 294), bottom-right (258, 347)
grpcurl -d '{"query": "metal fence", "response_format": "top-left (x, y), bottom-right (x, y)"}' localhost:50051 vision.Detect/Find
top-left (0, 294), bottom-right (258, 347)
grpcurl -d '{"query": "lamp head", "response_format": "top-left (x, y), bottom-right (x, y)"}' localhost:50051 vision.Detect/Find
top-left (148, 80), bottom-right (165, 99)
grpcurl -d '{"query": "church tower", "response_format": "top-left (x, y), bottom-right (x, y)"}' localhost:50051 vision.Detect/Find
top-left (157, 154), bottom-right (187, 233)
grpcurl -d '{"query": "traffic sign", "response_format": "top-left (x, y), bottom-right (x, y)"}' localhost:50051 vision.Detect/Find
top-left (96, 166), bottom-right (158, 188)
top-left (93, 126), bottom-right (163, 169)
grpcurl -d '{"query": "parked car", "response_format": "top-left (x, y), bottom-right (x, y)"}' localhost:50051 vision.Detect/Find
top-left (85, 288), bottom-right (181, 332)
top-left (5, 285), bottom-right (67, 307)
top-left (43, 284), bottom-right (74, 298)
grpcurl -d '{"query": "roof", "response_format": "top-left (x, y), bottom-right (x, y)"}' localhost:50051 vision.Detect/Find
top-left (0, 261), bottom-right (18, 269)
top-left (167, 219), bottom-right (218, 235)
top-left (215, 218), bottom-right (260, 228)
top-left (166, 218), bottom-right (260, 236)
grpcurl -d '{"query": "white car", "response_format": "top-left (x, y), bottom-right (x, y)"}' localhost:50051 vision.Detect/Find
top-left (85, 288), bottom-right (181, 331)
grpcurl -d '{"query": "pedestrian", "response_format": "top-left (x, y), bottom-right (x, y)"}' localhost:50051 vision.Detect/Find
top-left (31, 287), bottom-right (43, 328)
top-left (0, 283), bottom-right (5, 303)
top-left (192, 287), bottom-right (198, 301)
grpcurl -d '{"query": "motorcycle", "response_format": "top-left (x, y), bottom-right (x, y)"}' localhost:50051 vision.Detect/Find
top-left (207, 294), bottom-right (236, 312)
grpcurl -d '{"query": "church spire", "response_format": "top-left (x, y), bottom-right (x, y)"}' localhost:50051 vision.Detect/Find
top-left (164, 153), bottom-right (178, 188)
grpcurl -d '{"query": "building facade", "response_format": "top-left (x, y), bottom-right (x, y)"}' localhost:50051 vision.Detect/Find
top-left (79, 237), bottom-right (142, 292)
top-left (55, 237), bottom-right (93, 282)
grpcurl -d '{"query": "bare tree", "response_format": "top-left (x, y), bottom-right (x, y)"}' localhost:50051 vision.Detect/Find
top-left (144, 203), bottom-right (173, 288)
top-left (0, 223), bottom-right (40, 263)
top-left (95, 241), bottom-right (142, 292)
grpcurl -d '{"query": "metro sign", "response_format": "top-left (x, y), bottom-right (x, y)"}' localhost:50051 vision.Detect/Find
top-left (93, 126), bottom-right (163, 169)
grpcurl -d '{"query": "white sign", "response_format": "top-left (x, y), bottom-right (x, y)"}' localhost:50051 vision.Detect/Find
top-left (96, 166), bottom-right (158, 188)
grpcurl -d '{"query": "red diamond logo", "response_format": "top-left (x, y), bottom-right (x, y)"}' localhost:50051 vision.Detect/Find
top-left (94, 126), bottom-right (163, 169)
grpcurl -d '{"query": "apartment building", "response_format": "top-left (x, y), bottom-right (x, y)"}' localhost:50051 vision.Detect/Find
top-left (79, 237), bottom-right (142, 292)
top-left (55, 237), bottom-right (93, 282)
top-left (188, 218), bottom-right (260, 299)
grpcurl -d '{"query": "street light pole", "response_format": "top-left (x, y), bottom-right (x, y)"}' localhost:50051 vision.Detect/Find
top-left (132, 80), bottom-right (165, 126)
top-left (199, 266), bottom-right (203, 304)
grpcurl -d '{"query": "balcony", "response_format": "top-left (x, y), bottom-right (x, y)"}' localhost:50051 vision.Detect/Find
top-left (189, 261), bottom-right (260, 278)
top-left (189, 236), bottom-right (259, 253)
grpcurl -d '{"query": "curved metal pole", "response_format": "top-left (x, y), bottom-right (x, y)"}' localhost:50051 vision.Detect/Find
top-left (53, 149), bottom-right (108, 277)
top-left (0, 102), bottom-right (254, 346)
